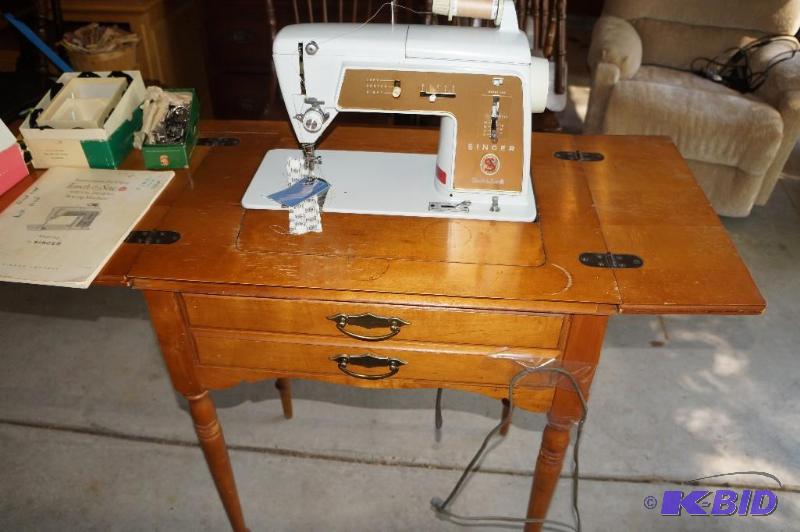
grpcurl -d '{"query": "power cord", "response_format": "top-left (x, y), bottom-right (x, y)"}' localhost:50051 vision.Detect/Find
top-left (431, 364), bottom-right (589, 532)
top-left (692, 35), bottom-right (799, 93)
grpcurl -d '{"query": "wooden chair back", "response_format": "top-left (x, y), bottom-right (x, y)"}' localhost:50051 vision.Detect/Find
top-left (518, 0), bottom-right (567, 95)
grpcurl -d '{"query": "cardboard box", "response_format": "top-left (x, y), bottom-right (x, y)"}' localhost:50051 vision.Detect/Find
top-left (0, 119), bottom-right (29, 197)
top-left (142, 89), bottom-right (199, 169)
top-left (20, 71), bottom-right (146, 169)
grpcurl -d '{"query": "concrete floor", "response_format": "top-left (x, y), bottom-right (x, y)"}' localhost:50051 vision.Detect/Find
top-left (1, 185), bottom-right (799, 532)
top-left (2, 17), bottom-right (800, 532)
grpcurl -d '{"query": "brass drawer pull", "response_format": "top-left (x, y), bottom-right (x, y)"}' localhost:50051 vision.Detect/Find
top-left (329, 354), bottom-right (407, 380)
top-left (327, 312), bottom-right (410, 342)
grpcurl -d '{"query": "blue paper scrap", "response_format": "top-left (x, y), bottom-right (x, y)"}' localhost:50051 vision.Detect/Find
top-left (267, 178), bottom-right (330, 208)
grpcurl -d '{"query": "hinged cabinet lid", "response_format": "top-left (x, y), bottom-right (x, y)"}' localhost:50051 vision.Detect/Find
top-left (573, 135), bottom-right (764, 314)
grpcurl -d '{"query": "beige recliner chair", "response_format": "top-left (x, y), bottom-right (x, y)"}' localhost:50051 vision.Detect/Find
top-left (585, 0), bottom-right (800, 216)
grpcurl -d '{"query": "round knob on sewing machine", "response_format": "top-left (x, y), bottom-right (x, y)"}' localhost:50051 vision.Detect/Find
top-left (301, 107), bottom-right (327, 133)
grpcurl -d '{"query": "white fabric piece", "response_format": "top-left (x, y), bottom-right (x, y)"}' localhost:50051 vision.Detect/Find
top-left (286, 158), bottom-right (322, 235)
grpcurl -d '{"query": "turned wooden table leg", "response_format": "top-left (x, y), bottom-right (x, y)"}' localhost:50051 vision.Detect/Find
top-left (275, 378), bottom-right (293, 419)
top-left (523, 314), bottom-right (609, 532)
top-left (145, 291), bottom-right (250, 532)
top-left (524, 419), bottom-right (572, 532)
top-left (188, 391), bottom-right (248, 532)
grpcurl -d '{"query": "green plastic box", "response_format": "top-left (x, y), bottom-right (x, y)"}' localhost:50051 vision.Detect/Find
top-left (142, 89), bottom-right (199, 169)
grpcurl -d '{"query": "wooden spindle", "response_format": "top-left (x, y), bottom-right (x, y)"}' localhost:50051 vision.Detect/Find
top-left (322, 0), bottom-right (328, 22)
top-left (520, 0), bottom-right (529, 34)
top-left (292, 0), bottom-right (300, 24)
top-left (266, 0), bottom-right (278, 40)
top-left (556, 0), bottom-right (567, 94)
top-left (540, 0), bottom-right (549, 50)
top-left (544, 0), bottom-right (557, 58)
top-left (532, 0), bottom-right (540, 51)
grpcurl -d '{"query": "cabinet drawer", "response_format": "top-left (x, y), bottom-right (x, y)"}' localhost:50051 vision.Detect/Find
top-left (193, 330), bottom-right (554, 387)
top-left (183, 295), bottom-right (565, 349)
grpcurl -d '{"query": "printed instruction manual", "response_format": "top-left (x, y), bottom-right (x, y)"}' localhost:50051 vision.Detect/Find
top-left (0, 167), bottom-right (174, 288)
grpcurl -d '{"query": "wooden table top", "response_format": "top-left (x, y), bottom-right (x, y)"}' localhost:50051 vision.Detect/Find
top-left (3, 120), bottom-right (765, 316)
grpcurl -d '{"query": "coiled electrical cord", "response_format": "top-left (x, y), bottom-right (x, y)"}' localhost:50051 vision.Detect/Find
top-left (691, 34), bottom-right (800, 93)
top-left (431, 364), bottom-right (589, 532)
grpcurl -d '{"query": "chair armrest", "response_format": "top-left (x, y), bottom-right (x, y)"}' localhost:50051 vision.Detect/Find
top-left (588, 16), bottom-right (642, 80)
top-left (752, 41), bottom-right (800, 205)
top-left (754, 39), bottom-right (800, 107)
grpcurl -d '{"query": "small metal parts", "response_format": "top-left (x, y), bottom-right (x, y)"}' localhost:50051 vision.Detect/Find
top-left (490, 196), bottom-right (500, 212)
top-left (428, 200), bottom-right (471, 213)
top-left (136, 87), bottom-right (192, 148)
top-left (151, 104), bottom-right (190, 144)
top-left (300, 143), bottom-right (322, 174)
top-left (304, 40), bottom-right (319, 55)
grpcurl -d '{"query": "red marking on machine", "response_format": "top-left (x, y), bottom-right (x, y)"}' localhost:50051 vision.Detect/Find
top-left (436, 165), bottom-right (447, 184)
top-left (480, 153), bottom-right (500, 176)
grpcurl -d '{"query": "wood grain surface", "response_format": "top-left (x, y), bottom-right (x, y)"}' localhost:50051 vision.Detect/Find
top-left (123, 121), bottom-right (763, 315)
top-left (182, 294), bottom-right (565, 348)
top-left (0, 119), bottom-right (764, 315)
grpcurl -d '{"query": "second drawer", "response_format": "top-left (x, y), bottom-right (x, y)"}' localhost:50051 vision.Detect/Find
top-left (193, 329), bottom-right (559, 387)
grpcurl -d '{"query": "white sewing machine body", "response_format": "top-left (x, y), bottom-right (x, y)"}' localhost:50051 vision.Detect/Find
top-left (242, 1), bottom-right (549, 222)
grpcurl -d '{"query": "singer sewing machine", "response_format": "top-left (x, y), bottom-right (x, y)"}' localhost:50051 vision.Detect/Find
top-left (242, 0), bottom-right (550, 222)
top-left (26, 205), bottom-right (102, 231)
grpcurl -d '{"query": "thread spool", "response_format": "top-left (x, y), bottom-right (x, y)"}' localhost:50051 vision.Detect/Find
top-left (431, 0), bottom-right (503, 24)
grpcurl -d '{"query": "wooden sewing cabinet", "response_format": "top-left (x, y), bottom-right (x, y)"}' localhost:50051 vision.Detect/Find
top-left (22, 121), bottom-right (766, 530)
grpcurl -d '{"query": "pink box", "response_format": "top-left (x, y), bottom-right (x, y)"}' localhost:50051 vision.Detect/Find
top-left (0, 120), bottom-right (29, 197)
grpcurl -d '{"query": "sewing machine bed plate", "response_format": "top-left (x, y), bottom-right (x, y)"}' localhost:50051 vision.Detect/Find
top-left (241, 149), bottom-right (537, 222)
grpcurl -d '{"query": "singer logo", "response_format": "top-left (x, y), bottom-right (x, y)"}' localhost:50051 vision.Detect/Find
top-left (480, 153), bottom-right (500, 176)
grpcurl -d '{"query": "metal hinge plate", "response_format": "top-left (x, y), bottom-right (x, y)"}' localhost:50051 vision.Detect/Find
top-left (554, 150), bottom-right (604, 162)
top-left (197, 137), bottom-right (240, 147)
top-left (579, 252), bottom-right (643, 269)
top-left (126, 230), bottom-right (181, 245)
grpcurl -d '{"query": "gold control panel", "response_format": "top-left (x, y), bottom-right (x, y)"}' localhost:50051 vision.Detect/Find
top-left (338, 69), bottom-right (524, 192)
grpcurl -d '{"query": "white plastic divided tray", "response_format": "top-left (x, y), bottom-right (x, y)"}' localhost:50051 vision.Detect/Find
top-left (242, 149), bottom-right (537, 222)
top-left (39, 77), bottom-right (127, 129)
